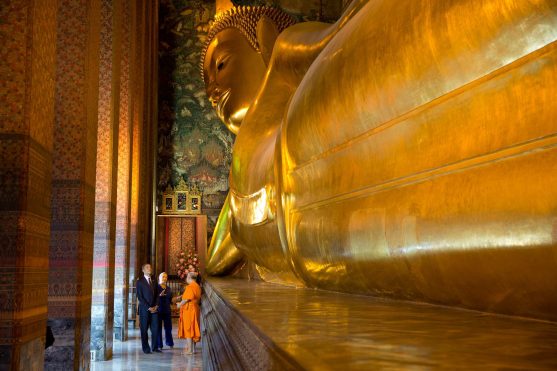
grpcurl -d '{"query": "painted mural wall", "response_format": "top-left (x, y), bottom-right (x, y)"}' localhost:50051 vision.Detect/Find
top-left (157, 0), bottom-right (344, 243)
top-left (158, 0), bottom-right (229, 241)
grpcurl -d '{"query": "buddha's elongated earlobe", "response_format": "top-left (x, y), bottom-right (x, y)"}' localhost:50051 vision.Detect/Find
top-left (256, 15), bottom-right (279, 67)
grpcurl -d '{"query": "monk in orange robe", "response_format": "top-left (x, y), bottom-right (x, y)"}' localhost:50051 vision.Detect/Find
top-left (177, 272), bottom-right (201, 354)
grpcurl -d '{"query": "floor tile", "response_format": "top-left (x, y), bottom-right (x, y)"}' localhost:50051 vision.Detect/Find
top-left (91, 319), bottom-right (202, 371)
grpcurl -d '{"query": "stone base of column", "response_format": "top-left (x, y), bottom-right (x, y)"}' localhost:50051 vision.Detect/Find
top-left (113, 326), bottom-right (126, 342)
top-left (44, 318), bottom-right (91, 371)
top-left (113, 295), bottom-right (128, 342)
top-left (90, 303), bottom-right (114, 361)
top-left (44, 319), bottom-right (74, 370)
top-left (0, 338), bottom-right (44, 371)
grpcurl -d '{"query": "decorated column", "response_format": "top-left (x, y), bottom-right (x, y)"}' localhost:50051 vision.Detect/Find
top-left (0, 1), bottom-right (57, 369)
top-left (45, 0), bottom-right (101, 369)
top-left (113, 0), bottom-right (133, 342)
top-left (128, 0), bottom-right (145, 290)
top-left (90, 0), bottom-right (123, 361)
top-left (128, 0), bottom-right (158, 287)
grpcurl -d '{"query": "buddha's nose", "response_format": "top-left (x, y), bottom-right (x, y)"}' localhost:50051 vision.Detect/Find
top-left (207, 82), bottom-right (220, 108)
top-left (209, 94), bottom-right (219, 109)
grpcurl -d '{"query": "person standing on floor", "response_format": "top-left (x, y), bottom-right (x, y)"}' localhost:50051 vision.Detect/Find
top-left (176, 271), bottom-right (201, 355)
top-left (136, 263), bottom-right (161, 354)
top-left (156, 272), bottom-right (174, 349)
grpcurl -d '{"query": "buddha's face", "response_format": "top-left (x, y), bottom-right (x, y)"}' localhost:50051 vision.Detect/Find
top-left (203, 28), bottom-right (267, 134)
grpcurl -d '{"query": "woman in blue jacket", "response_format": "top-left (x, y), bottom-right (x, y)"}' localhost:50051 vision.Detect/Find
top-left (156, 272), bottom-right (174, 349)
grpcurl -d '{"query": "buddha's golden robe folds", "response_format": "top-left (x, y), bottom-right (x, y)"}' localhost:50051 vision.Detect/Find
top-left (207, 0), bottom-right (557, 321)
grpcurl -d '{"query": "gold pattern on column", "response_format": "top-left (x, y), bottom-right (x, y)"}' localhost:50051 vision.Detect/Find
top-left (47, 0), bottom-right (102, 369)
top-left (90, 0), bottom-right (124, 361)
top-left (0, 1), bottom-right (57, 369)
top-left (114, 0), bottom-right (133, 342)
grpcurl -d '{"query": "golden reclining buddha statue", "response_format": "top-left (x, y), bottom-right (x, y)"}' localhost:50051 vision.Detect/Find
top-left (201, 0), bottom-right (557, 321)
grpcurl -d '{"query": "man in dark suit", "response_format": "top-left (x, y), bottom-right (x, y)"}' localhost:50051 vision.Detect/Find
top-left (136, 263), bottom-right (161, 354)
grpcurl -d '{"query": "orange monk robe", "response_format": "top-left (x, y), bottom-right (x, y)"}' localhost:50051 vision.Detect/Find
top-left (178, 281), bottom-right (201, 342)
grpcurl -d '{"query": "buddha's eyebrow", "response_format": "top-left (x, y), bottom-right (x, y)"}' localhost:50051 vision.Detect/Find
top-left (214, 47), bottom-right (236, 60)
top-left (214, 38), bottom-right (242, 54)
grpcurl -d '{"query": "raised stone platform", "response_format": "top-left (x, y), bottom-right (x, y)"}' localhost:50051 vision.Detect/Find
top-left (201, 278), bottom-right (557, 370)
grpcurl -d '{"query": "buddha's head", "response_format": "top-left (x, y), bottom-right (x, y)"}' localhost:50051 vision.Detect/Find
top-left (201, 6), bottom-right (295, 134)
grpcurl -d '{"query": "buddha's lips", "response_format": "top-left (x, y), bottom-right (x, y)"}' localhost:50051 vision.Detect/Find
top-left (216, 88), bottom-right (231, 121)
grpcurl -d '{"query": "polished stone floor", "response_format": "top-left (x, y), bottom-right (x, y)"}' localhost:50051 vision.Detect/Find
top-left (209, 278), bottom-right (557, 370)
top-left (91, 319), bottom-right (201, 371)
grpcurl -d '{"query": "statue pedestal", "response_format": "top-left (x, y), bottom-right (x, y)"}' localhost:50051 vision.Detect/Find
top-left (202, 278), bottom-right (557, 370)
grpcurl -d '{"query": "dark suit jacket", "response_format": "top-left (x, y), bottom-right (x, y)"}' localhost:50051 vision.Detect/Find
top-left (157, 284), bottom-right (173, 314)
top-left (136, 276), bottom-right (159, 311)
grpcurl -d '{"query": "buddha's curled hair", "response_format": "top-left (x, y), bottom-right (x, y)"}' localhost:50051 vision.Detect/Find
top-left (200, 6), bottom-right (296, 82)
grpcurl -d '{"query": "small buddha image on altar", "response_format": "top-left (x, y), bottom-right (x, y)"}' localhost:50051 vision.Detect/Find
top-left (187, 185), bottom-right (202, 215)
top-left (160, 178), bottom-right (203, 215)
top-left (162, 185), bottom-right (176, 215)
top-left (165, 197), bottom-right (173, 211)
top-left (176, 192), bottom-right (187, 211)
top-left (189, 196), bottom-right (200, 214)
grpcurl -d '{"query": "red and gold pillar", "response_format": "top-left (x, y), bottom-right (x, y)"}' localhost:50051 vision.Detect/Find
top-left (46, 0), bottom-right (101, 369)
top-left (129, 0), bottom-right (158, 285)
top-left (0, 1), bottom-right (57, 369)
top-left (90, 0), bottom-right (123, 361)
top-left (113, 0), bottom-right (133, 342)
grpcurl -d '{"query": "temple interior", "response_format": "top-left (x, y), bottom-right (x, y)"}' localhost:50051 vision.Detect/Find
top-left (1, 0), bottom-right (557, 370)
